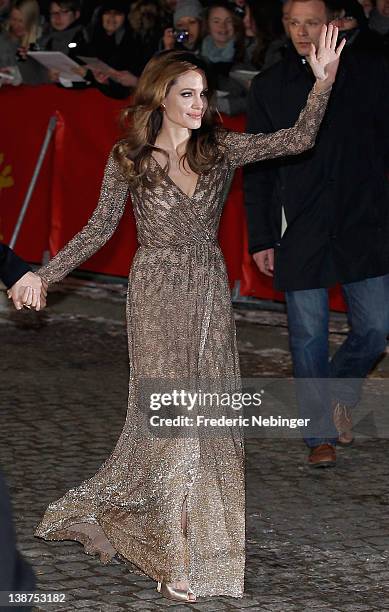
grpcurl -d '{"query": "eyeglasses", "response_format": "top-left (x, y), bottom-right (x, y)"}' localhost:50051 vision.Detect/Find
top-left (49, 9), bottom-right (72, 17)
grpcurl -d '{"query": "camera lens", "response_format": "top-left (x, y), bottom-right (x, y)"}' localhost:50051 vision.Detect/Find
top-left (174, 29), bottom-right (189, 43)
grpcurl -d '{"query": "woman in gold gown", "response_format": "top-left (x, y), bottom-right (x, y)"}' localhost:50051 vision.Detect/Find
top-left (33, 29), bottom-right (345, 603)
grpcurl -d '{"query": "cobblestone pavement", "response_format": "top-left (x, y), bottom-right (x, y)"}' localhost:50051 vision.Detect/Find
top-left (1, 281), bottom-right (389, 612)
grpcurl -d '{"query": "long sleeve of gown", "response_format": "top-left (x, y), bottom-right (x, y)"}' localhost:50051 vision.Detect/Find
top-left (36, 150), bottom-right (129, 285)
top-left (222, 83), bottom-right (332, 168)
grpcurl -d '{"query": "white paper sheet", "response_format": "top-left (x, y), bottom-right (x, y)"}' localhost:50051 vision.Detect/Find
top-left (77, 56), bottom-right (113, 74)
top-left (27, 51), bottom-right (85, 82)
top-left (0, 71), bottom-right (15, 81)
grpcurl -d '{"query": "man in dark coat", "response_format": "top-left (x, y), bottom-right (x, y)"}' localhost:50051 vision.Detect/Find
top-left (0, 244), bottom-right (43, 611)
top-left (244, 0), bottom-right (389, 467)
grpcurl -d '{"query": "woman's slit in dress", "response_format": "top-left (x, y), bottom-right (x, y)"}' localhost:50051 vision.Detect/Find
top-left (181, 494), bottom-right (188, 538)
top-left (172, 493), bottom-right (196, 600)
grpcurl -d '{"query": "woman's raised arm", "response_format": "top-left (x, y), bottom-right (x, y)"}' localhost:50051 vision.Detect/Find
top-left (222, 24), bottom-right (345, 168)
top-left (222, 83), bottom-right (332, 168)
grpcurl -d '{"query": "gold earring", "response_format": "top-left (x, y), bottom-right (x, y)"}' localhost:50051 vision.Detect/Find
top-left (161, 104), bottom-right (166, 111)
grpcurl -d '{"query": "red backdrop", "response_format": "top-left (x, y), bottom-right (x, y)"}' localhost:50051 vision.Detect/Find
top-left (0, 84), bottom-right (346, 310)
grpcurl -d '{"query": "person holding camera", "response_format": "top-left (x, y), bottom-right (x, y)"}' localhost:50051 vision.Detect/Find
top-left (162, 0), bottom-right (203, 53)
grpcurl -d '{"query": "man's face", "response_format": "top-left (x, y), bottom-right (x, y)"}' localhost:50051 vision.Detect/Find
top-left (49, 2), bottom-right (79, 31)
top-left (376, 0), bottom-right (389, 18)
top-left (289, 0), bottom-right (329, 56)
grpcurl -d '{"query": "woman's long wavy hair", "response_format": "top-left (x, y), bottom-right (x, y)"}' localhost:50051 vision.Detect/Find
top-left (246, 0), bottom-right (283, 69)
top-left (113, 51), bottom-right (226, 186)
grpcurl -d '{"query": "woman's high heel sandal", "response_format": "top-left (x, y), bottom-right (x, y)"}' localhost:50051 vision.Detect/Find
top-left (156, 581), bottom-right (197, 602)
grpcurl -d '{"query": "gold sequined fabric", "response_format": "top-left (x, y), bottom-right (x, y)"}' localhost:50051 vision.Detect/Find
top-left (34, 86), bottom-right (331, 598)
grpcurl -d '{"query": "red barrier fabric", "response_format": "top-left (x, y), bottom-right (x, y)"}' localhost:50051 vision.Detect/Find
top-left (0, 84), bottom-right (346, 310)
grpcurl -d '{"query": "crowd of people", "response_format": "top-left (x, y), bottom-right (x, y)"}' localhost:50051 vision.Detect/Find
top-left (0, 0), bottom-right (388, 111)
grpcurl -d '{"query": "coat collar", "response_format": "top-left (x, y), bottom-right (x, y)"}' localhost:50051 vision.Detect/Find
top-left (284, 46), bottom-right (313, 84)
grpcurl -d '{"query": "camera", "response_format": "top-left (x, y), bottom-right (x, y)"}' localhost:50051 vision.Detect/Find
top-left (174, 29), bottom-right (189, 43)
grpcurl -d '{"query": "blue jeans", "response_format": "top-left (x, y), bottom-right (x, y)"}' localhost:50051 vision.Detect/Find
top-left (285, 275), bottom-right (389, 448)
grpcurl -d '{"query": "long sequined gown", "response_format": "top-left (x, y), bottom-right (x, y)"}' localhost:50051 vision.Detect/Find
top-left (34, 86), bottom-right (331, 598)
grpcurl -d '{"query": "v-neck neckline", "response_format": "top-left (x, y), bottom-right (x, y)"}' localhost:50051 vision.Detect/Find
top-left (150, 155), bottom-right (201, 201)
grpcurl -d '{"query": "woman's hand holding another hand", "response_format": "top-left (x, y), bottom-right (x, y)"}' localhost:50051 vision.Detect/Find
top-left (7, 272), bottom-right (48, 311)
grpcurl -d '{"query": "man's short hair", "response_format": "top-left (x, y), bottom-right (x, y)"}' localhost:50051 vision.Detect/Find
top-left (50, 0), bottom-right (81, 12)
top-left (290, 0), bottom-right (336, 19)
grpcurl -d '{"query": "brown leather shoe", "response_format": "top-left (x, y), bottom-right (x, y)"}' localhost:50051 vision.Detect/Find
top-left (333, 401), bottom-right (354, 446)
top-left (308, 443), bottom-right (336, 468)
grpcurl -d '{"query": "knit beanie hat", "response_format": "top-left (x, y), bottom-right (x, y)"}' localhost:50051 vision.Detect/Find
top-left (173, 0), bottom-right (203, 27)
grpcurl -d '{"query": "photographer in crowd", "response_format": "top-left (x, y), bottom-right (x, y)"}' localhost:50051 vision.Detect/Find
top-left (162, 0), bottom-right (203, 53)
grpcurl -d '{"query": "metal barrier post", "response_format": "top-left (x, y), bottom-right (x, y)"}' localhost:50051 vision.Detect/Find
top-left (9, 115), bottom-right (57, 249)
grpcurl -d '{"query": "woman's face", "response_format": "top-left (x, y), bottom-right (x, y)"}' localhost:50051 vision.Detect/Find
top-left (9, 8), bottom-right (26, 39)
top-left (162, 69), bottom-right (208, 131)
top-left (332, 9), bottom-right (358, 30)
top-left (139, 2), bottom-right (158, 30)
top-left (358, 0), bottom-right (374, 17)
top-left (243, 5), bottom-right (255, 37)
top-left (176, 16), bottom-right (201, 45)
top-left (208, 7), bottom-right (234, 47)
top-left (102, 10), bottom-right (125, 35)
top-left (377, 0), bottom-right (389, 17)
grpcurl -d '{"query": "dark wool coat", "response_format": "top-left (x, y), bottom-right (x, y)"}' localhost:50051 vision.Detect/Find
top-left (244, 46), bottom-right (389, 291)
